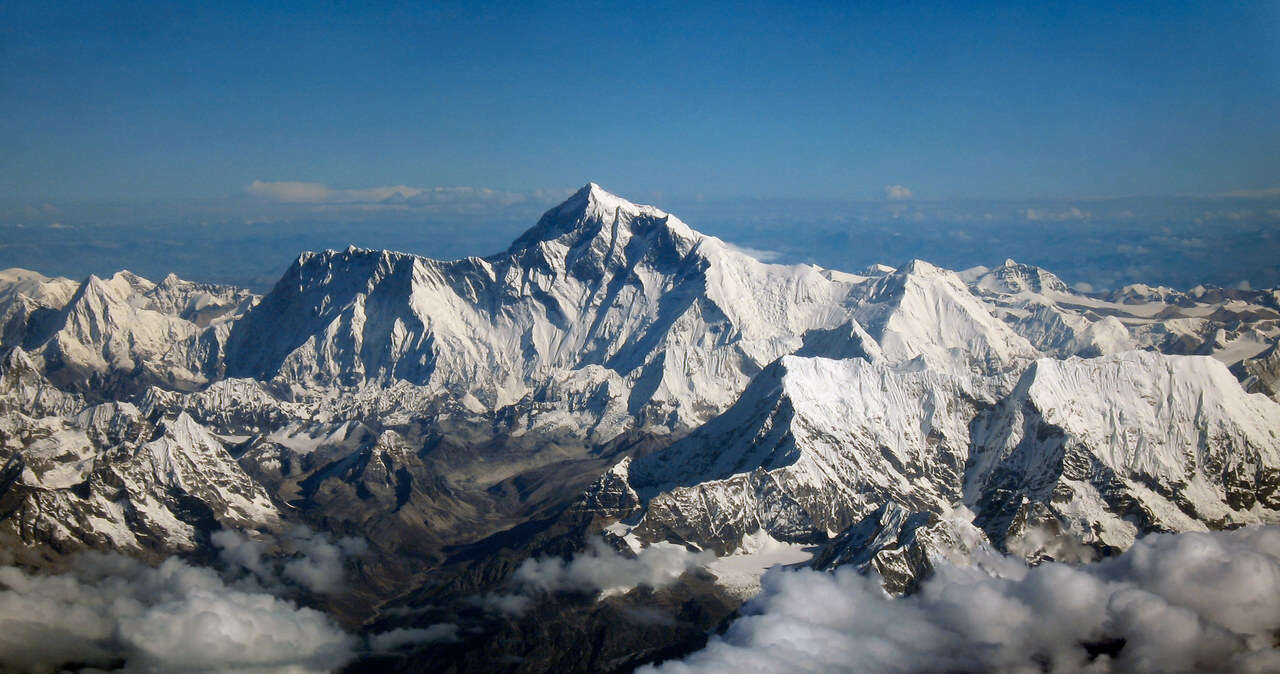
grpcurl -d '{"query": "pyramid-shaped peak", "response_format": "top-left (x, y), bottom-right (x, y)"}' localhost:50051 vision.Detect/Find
top-left (509, 183), bottom-right (699, 254)
top-left (896, 259), bottom-right (949, 278)
top-left (2, 346), bottom-right (36, 374)
top-left (557, 182), bottom-right (656, 218)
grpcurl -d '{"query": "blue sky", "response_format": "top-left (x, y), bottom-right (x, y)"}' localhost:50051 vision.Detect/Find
top-left (1, 2), bottom-right (1278, 291)
top-left (3, 1), bottom-right (1278, 201)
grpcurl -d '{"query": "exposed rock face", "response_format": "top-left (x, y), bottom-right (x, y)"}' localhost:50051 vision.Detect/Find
top-left (609, 355), bottom-right (993, 554)
top-left (1235, 343), bottom-right (1280, 402)
top-left (0, 355), bottom-right (278, 557)
top-left (586, 351), bottom-right (1280, 563)
top-left (966, 351), bottom-right (1280, 551)
top-left (810, 502), bottom-right (994, 594)
top-left (0, 185), bottom-right (1278, 672)
top-left (224, 184), bottom-right (863, 432)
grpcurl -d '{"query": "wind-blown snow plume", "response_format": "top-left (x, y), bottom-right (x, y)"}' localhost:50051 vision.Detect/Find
top-left (0, 553), bottom-right (357, 673)
top-left (647, 527), bottom-right (1280, 674)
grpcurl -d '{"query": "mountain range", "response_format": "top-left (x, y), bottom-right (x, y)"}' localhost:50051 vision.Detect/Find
top-left (1, 184), bottom-right (1277, 671)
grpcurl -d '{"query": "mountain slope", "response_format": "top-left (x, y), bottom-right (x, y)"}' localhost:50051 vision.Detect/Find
top-left (854, 260), bottom-right (1039, 374)
top-left (226, 184), bottom-right (861, 430)
top-left (967, 350), bottom-right (1280, 550)
top-left (594, 355), bottom-right (996, 553)
top-left (0, 353), bottom-right (279, 557)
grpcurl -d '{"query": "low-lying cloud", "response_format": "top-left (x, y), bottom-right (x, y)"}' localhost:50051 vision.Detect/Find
top-left (0, 526), bottom-right (370, 672)
top-left (647, 526), bottom-right (1280, 673)
top-left (884, 184), bottom-right (913, 200)
top-left (0, 553), bottom-right (357, 672)
top-left (247, 180), bottom-right (569, 210)
top-left (214, 525), bottom-right (368, 594)
top-left (368, 624), bottom-right (461, 653)
top-left (513, 539), bottom-right (713, 599)
top-left (1023, 205), bottom-right (1090, 221)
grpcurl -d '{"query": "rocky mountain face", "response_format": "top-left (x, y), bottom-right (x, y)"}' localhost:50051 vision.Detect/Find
top-left (0, 184), bottom-right (1278, 671)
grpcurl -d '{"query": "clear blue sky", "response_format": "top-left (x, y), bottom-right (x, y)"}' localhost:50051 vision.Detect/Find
top-left (3, 1), bottom-right (1278, 202)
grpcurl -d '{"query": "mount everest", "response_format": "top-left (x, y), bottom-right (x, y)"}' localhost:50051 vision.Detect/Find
top-left (0, 184), bottom-right (1278, 672)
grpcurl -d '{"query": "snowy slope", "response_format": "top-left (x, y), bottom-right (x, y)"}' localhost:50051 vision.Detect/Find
top-left (0, 268), bottom-right (79, 349)
top-left (0, 183), bottom-right (1278, 612)
top-left (967, 351), bottom-right (1280, 551)
top-left (853, 260), bottom-right (1039, 374)
top-left (225, 184), bottom-right (862, 430)
top-left (0, 270), bottom-right (258, 398)
top-left (810, 502), bottom-right (997, 593)
top-left (967, 259), bottom-right (1280, 368)
top-left (0, 348), bottom-right (279, 555)
top-left (969, 260), bottom-right (1134, 358)
top-left (593, 355), bottom-right (998, 553)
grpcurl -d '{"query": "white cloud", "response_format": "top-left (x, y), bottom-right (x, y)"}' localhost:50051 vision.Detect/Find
top-left (1218, 187), bottom-right (1280, 199)
top-left (247, 180), bottom-right (336, 203)
top-left (1072, 281), bottom-right (1095, 293)
top-left (0, 553), bottom-right (357, 672)
top-left (884, 184), bottom-right (913, 200)
top-left (282, 527), bottom-right (369, 594)
top-left (467, 592), bottom-right (534, 616)
top-left (214, 525), bottom-right (367, 594)
top-left (246, 180), bottom-right (427, 204)
top-left (368, 624), bottom-right (461, 653)
top-left (1023, 206), bottom-right (1090, 222)
top-left (246, 181), bottom-right (564, 211)
top-left (646, 526), bottom-right (1280, 673)
top-left (513, 539), bottom-right (713, 598)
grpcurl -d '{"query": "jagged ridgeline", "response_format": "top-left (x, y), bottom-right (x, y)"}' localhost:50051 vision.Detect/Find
top-left (1, 184), bottom-right (1278, 671)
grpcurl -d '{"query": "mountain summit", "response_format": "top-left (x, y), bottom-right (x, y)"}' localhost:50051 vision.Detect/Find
top-left (2, 184), bottom-right (1279, 672)
top-left (225, 184), bottom-right (862, 428)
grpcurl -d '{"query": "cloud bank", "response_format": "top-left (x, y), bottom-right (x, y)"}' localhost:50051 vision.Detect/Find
top-left (884, 184), bottom-right (913, 200)
top-left (214, 525), bottom-right (368, 594)
top-left (0, 553), bottom-right (357, 673)
top-left (513, 539), bottom-right (713, 599)
top-left (0, 526), bottom-right (370, 672)
top-left (647, 527), bottom-right (1280, 673)
top-left (247, 180), bottom-right (570, 211)
top-left (368, 624), bottom-right (461, 653)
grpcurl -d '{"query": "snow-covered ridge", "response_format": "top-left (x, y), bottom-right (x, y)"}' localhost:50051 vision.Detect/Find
top-left (967, 351), bottom-right (1280, 549)
top-left (224, 183), bottom-right (865, 429)
top-left (1, 182), bottom-right (1278, 594)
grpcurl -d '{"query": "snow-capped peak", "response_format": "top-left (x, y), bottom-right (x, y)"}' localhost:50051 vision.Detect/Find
top-left (507, 182), bottom-right (703, 257)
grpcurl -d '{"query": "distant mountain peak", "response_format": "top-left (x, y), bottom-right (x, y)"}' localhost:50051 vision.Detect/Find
top-left (506, 182), bottom-right (699, 255)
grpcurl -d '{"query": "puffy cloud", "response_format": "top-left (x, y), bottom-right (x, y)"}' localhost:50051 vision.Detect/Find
top-left (1023, 206), bottom-right (1090, 221)
top-left (459, 540), bottom-right (712, 619)
top-left (647, 527), bottom-right (1280, 673)
top-left (884, 184), bottom-right (913, 200)
top-left (0, 553), bottom-right (356, 672)
top-left (282, 527), bottom-right (369, 594)
top-left (368, 624), bottom-right (461, 653)
top-left (514, 540), bottom-right (713, 598)
top-left (467, 592), bottom-right (534, 616)
top-left (214, 526), bottom-right (367, 594)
